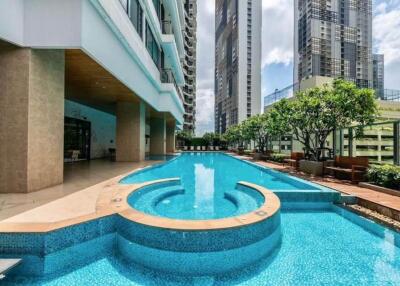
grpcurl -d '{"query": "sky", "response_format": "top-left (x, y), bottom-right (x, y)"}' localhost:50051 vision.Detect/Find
top-left (195, 0), bottom-right (400, 136)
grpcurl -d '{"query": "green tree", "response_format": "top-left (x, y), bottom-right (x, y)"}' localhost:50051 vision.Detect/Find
top-left (241, 114), bottom-right (270, 153)
top-left (224, 124), bottom-right (245, 147)
top-left (202, 132), bottom-right (220, 146)
top-left (270, 79), bottom-right (378, 161)
top-left (176, 130), bottom-right (193, 146)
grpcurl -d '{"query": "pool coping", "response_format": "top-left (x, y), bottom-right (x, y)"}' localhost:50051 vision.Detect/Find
top-left (115, 179), bottom-right (280, 231)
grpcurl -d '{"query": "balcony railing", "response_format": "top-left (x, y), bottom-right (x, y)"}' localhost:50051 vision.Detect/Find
top-left (161, 68), bottom-right (184, 103)
top-left (162, 20), bottom-right (173, 34)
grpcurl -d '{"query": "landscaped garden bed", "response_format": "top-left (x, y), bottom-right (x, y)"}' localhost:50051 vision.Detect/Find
top-left (361, 164), bottom-right (400, 195)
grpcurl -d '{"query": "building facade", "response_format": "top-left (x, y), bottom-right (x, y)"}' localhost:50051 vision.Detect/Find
top-left (0, 0), bottom-right (186, 193)
top-left (182, 0), bottom-right (197, 134)
top-left (373, 53), bottom-right (385, 99)
top-left (294, 0), bottom-right (373, 89)
top-left (214, 0), bottom-right (261, 134)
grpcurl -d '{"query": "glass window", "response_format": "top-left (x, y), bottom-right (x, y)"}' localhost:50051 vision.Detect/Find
top-left (146, 24), bottom-right (160, 69)
top-left (119, 0), bottom-right (128, 12)
top-left (152, 0), bottom-right (161, 20)
top-left (129, 0), bottom-right (143, 38)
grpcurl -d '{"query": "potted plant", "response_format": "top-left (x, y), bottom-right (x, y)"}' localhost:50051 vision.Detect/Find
top-left (270, 79), bottom-right (378, 176)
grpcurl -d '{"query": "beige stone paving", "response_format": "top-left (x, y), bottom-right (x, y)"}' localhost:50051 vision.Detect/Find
top-left (0, 159), bottom-right (159, 223)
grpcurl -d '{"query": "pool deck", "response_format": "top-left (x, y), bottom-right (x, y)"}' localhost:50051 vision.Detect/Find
top-left (231, 153), bottom-right (400, 220)
top-left (0, 153), bottom-right (399, 233)
top-left (0, 159), bottom-right (161, 231)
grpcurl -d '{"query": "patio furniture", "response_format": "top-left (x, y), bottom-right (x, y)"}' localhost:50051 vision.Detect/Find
top-left (201, 146), bottom-right (206, 151)
top-left (183, 146), bottom-right (188, 151)
top-left (260, 150), bottom-right (274, 161)
top-left (190, 146), bottom-right (194, 151)
top-left (215, 146), bottom-right (220, 151)
top-left (324, 156), bottom-right (369, 183)
top-left (209, 146), bottom-right (215, 151)
top-left (196, 146), bottom-right (201, 151)
top-left (283, 152), bottom-right (304, 169)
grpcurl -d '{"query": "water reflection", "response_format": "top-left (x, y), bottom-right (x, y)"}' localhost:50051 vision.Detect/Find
top-left (373, 229), bottom-right (400, 284)
top-left (194, 164), bottom-right (215, 217)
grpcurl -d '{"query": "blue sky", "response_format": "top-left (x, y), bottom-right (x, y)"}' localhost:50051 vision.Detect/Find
top-left (195, 0), bottom-right (400, 136)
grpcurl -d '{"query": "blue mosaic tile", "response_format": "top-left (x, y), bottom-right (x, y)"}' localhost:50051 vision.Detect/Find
top-left (115, 211), bottom-right (281, 253)
top-left (116, 226), bottom-right (282, 275)
top-left (44, 215), bottom-right (116, 254)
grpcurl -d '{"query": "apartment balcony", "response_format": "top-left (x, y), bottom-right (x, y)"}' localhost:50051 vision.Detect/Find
top-left (160, 20), bottom-right (184, 85)
top-left (161, 68), bottom-right (184, 103)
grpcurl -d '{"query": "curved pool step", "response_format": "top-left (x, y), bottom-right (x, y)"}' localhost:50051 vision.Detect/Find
top-left (224, 189), bottom-right (261, 216)
top-left (130, 185), bottom-right (185, 216)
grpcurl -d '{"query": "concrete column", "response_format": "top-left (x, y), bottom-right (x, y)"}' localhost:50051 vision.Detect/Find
top-left (166, 120), bottom-right (176, 153)
top-left (116, 101), bottom-right (146, 162)
top-left (0, 43), bottom-right (65, 193)
top-left (150, 116), bottom-right (166, 155)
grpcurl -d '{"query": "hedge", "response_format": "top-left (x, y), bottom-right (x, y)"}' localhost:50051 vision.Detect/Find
top-left (367, 164), bottom-right (400, 190)
top-left (269, 153), bottom-right (289, 163)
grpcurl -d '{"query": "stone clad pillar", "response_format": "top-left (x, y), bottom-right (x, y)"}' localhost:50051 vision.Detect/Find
top-left (166, 120), bottom-right (176, 154)
top-left (0, 43), bottom-right (65, 193)
top-left (150, 116), bottom-right (166, 155)
top-left (116, 101), bottom-right (146, 162)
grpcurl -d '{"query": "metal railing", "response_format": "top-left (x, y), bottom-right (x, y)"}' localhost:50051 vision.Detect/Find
top-left (162, 20), bottom-right (172, 34)
top-left (382, 89), bottom-right (400, 102)
top-left (161, 68), bottom-right (184, 103)
top-left (264, 83), bottom-right (299, 107)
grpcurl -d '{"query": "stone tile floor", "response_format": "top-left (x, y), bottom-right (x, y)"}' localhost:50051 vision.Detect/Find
top-left (0, 159), bottom-right (159, 223)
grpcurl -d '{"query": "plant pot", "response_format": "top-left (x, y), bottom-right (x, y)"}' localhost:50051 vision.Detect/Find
top-left (253, 152), bottom-right (262, 160)
top-left (299, 160), bottom-right (324, 176)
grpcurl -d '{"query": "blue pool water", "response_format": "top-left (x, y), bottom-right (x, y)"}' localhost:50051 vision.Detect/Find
top-left (4, 207), bottom-right (400, 285)
top-left (122, 152), bottom-right (337, 219)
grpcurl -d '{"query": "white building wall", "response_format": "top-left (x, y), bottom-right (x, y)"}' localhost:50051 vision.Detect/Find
top-left (237, 0), bottom-right (261, 122)
top-left (0, 0), bottom-right (185, 125)
top-left (250, 0), bottom-right (262, 115)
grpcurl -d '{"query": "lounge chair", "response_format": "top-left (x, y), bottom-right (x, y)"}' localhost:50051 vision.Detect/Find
top-left (190, 146), bottom-right (194, 151)
top-left (183, 146), bottom-right (188, 151)
top-left (196, 146), bottom-right (201, 151)
top-left (201, 146), bottom-right (206, 151)
top-left (215, 146), bottom-right (220, 151)
top-left (209, 146), bottom-right (214, 151)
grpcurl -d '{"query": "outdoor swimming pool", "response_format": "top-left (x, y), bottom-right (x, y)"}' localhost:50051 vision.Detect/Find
top-left (1, 153), bottom-right (400, 285)
top-left (121, 152), bottom-right (340, 217)
top-left (3, 207), bottom-right (400, 285)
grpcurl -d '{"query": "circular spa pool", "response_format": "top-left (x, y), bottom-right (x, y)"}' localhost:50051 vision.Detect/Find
top-left (115, 179), bottom-right (282, 275)
top-left (127, 179), bottom-right (265, 220)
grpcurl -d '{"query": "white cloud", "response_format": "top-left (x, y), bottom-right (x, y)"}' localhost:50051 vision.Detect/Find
top-left (195, 0), bottom-right (215, 136)
top-left (374, 9), bottom-right (400, 64)
top-left (373, 2), bottom-right (400, 89)
top-left (195, 88), bottom-right (214, 136)
top-left (261, 0), bottom-right (294, 68)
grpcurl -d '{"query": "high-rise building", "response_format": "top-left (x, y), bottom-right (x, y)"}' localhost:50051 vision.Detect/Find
top-left (373, 54), bottom-right (385, 99)
top-left (0, 0), bottom-right (186, 193)
top-left (182, 0), bottom-right (197, 134)
top-left (294, 0), bottom-right (373, 89)
top-left (214, 0), bottom-right (262, 134)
